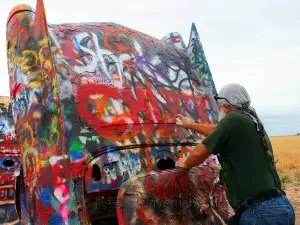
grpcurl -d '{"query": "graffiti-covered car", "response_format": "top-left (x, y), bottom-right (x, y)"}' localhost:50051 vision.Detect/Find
top-left (6, 0), bottom-right (232, 224)
top-left (0, 97), bottom-right (20, 225)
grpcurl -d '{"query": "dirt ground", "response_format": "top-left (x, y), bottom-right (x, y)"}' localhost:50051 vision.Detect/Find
top-left (271, 136), bottom-right (300, 224)
top-left (285, 183), bottom-right (300, 224)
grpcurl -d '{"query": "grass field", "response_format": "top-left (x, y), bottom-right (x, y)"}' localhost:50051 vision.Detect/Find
top-left (270, 136), bottom-right (300, 223)
top-left (271, 135), bottom-right (300, 183)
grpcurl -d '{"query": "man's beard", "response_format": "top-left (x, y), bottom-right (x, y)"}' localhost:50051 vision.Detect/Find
top-left (218, 106), bottom-right (227, 121)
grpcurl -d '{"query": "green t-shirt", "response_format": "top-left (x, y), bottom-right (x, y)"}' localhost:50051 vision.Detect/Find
top-left (202, 111), bottom-right (281, 209)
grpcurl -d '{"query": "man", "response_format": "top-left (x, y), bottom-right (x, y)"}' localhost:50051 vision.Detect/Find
top-left (175, 83), bottom-right (295, 224)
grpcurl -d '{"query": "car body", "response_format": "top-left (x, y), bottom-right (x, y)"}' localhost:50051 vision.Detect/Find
top-left (6, 0), bottom-right (231, 224)
top-left (0, 96), bottom-right (20, 225)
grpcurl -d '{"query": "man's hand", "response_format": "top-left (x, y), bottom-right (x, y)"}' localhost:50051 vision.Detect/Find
top-left (175, 114), bottom-right (191, 128)
top-left (176, 158), bottom-right (187, 168)
top-left (175, 114), bottom-right (217, 136)
top-left (176, 143), bottom-right (211, 169)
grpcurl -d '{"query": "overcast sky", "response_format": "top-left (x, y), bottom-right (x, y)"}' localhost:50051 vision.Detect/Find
top-left (1, 0), bottom-right (300, 136)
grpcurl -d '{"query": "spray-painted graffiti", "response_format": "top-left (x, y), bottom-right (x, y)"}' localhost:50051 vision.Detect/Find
top-left (48, 22), bottom-right (220, 204)
top-left (187, 23), bottom-right (217, 96)
top-left (6, 0), bottom-right (230, 224)
top-left (7, 1), bottom-right (79, 224)
top-left (117, 166), bottom-right (232, 225)
top-left (162, 32), bottom-right (187, 49)
top-left (0, 97), bottom-right (20, 224)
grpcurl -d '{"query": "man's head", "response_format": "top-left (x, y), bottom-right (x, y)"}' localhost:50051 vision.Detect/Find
top-left (214, 83), bottom-right (251, 121)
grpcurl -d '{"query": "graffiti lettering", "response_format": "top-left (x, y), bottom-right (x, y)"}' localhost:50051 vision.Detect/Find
top-left (76, 83), bottom-right (211, 141)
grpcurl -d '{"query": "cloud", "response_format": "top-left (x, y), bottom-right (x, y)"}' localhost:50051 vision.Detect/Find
top-left (0, 0), bottom-right (299, 135)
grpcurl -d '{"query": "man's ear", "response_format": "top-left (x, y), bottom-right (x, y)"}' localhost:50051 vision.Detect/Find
top-left (224, 104), bottom-right (231, 113)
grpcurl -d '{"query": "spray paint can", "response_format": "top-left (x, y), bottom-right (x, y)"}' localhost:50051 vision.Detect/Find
top-left (175, 117), bottom-right (194, 139)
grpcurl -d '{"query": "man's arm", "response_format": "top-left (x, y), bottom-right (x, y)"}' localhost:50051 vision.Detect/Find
top-left (176, 117), bottom-right (231, 169)
top-left (175, 114), bottom-right (217, 136)
top-left (181, 143), bottom-right (211, 169)
top-left (183, 123), bottom-right (217, 137)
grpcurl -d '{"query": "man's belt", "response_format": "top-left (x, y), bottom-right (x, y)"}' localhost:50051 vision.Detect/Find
top-left (242, 189), bottom-right (285, 208)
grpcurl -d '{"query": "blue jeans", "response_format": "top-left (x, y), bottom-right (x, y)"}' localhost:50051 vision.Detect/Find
top-left (239, 195), bottom-right (295, 224)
